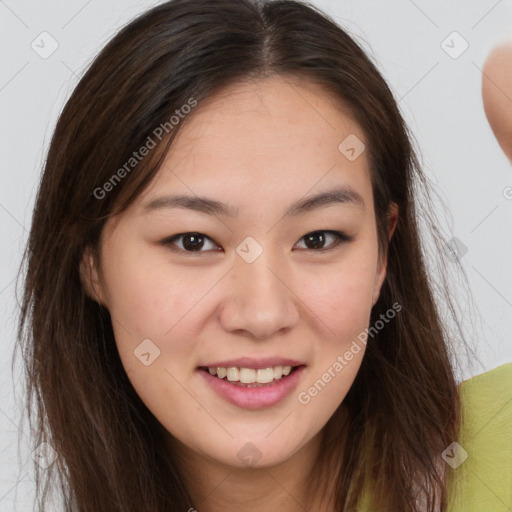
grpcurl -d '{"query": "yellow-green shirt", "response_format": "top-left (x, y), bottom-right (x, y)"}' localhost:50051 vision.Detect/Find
top-left (446, 362), bottom-right (512, 511)
top-left (359, 362), bottom-right (512, 510)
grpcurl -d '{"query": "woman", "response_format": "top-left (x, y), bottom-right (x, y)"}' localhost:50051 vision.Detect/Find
top-left (15, 0), bottom-right (512, 510)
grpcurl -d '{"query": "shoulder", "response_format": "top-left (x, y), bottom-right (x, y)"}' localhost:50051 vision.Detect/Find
top-left (446, 363), bottom-right (512, 511)
top-left (459, 361), bottom-right (512, 400)
top-left (458, 362), bottom-right (512, 447)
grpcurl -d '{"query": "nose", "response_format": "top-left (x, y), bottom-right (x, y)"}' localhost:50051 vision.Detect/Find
top-left (218, 248), bottom-right (300, 340)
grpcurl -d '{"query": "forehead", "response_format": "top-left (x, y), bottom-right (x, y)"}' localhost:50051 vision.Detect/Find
top-left (169, 74), bottom-right (366, 158)
top-left (134, 74), bottom-right (373, 219)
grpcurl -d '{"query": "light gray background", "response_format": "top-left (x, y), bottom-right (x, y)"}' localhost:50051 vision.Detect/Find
top-left (1, 0), bottom-right (512, 509)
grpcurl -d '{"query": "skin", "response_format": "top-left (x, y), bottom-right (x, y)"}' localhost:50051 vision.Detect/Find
top-left (82, 75), bottom-right (398, 511)
top-left (482, 42), bottom-right (512, 162)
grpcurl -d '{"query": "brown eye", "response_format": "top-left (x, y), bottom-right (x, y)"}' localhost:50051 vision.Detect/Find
top-left (295, 230), bottom-right (351, 251)
top-left (304, 232), bottom-right (326, 249)
top-left (181, 233), bottom-right (205, 251)
top-left (163, 232), bottom-right (221, 253)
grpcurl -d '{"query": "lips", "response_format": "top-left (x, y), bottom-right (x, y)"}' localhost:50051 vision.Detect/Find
top-left (197, 364), bottom-right (306, 409)
top-left (198, 357), bottom-right (305, 370)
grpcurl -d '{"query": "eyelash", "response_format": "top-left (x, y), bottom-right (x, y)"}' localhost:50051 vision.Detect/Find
top-left (160, 230), bottom-right (352, 255)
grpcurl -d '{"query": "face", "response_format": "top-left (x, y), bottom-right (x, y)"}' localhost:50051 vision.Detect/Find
top-left (83, 75), bottom-right (397, 472)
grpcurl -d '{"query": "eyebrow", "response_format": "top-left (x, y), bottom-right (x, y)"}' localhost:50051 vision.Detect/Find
top-left (143, 186), bottom-right (366, 218)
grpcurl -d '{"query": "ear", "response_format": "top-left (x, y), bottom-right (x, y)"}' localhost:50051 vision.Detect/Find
top-left (79, 245), bottom-right (106, 306)
top-left (372, 202), bottom-right (399, 306)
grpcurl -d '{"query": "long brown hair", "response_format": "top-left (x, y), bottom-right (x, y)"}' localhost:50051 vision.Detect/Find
top-left (15, 0), bottom-right (478, 510)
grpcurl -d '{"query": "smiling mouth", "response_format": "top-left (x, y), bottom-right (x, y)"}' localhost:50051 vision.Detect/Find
top-left (197, 365), bottom-right (303, 387)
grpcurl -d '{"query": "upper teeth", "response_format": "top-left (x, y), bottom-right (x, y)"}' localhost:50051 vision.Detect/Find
top-left (208, 365), bottom-right (293, 383)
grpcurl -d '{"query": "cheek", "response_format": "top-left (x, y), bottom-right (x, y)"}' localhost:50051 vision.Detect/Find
top-left (99, 249), bottom-right (199, 385)
top-left (102, 245), bottom-right (206, 338)
top-left (103, 261), bottom-right (200, 427)
top-left (294, 252), bottom-right (375, 404)
top-left (298, 257), bottom-right (376, 337)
